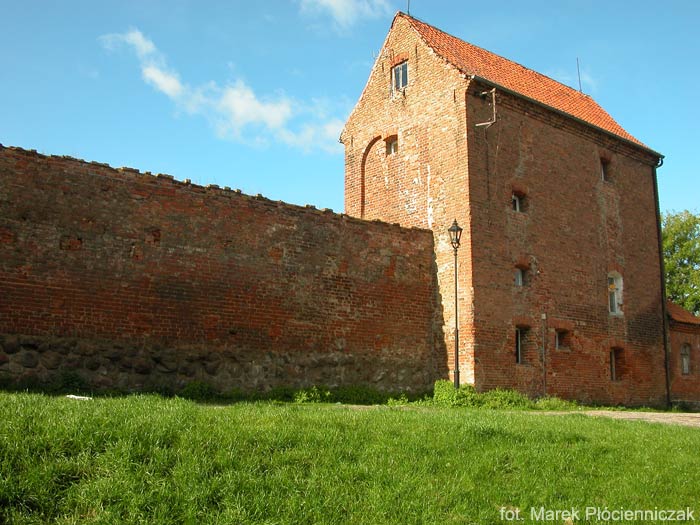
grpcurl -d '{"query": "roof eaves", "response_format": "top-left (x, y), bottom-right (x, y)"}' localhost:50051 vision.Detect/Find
top-left (667, 300), bottom-right (700, 326)
top-left (468, 74), bottom-right (663, 163)
top-left (399, 12), bottom-right (663, 163)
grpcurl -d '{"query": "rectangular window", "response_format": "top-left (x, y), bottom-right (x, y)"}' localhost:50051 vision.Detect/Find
top-left (682, 354), bottom-right (691, 375)
top-left (555, 330), bottom-right (569, 350)
top-left (681, 344), bottom-right (691, 375)
top-left (386, 137), bottom-right (398, 155)
top-left (514, 268), bottom-right (524, 287)
top-left (511, 191), bottom-right (526, 212)
top-left (392, 61), bottom-right (408, 92)
top-left (608, 277), bottom-right (618, 314)
top-left (601, 159), bottom-right (610, 182)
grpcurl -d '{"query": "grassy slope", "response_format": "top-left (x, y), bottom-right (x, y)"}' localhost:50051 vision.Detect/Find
top-left (1, 394), bottom-right (699, 524)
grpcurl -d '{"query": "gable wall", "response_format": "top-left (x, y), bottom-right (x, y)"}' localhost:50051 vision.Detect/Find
top-left (0, 146), bottom-right (445, 394)
top-left (342, 16), bottom-right (476, 383)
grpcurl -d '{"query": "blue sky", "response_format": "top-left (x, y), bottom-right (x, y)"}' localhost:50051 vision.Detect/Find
top-left (1, 0), bottom-right (697, 214)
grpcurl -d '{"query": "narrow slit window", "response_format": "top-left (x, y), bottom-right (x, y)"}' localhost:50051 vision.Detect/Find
top-left (601, 158), bottom-right (610, 182)
top-left (392, 61), bottom-right (408, 92)
top-left (515, 327), bottom-right (527, 364)
top-left (610, 347), bottom-right (623, 381)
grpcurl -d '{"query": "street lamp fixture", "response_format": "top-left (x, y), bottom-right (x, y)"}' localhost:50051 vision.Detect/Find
top-left (448, 219), bottom-right (462, 388)
top-left (448, 219), bottom-right (462, 250)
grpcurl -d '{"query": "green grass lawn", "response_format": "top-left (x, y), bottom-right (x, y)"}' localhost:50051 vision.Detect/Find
top-left (1, 393), bottom-right (699, 524)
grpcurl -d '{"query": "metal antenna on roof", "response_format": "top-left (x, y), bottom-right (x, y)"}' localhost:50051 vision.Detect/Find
top-left (576, 57), bottom-right (583, 93)
top-left (407, 0), bottom-right (410, 15)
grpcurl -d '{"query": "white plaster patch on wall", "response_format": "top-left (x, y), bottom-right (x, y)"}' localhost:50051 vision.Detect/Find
top-left (402, 187), bottom-right (418, 214)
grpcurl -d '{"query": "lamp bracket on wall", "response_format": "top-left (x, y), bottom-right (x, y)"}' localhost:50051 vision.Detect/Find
top-left (475, 88), bottom-right (497, 128)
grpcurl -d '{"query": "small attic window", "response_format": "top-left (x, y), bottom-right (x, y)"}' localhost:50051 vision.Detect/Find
top-left (386, 136), bottom-right (398, 155)
top-left (392, 61), bottom-right (408, 92)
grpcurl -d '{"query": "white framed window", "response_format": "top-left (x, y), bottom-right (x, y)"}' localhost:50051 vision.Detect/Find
top-left (681, 344), bottom-right (691, 375)
top-left (511, 191), bottom-right (526, 212)
top-left (512, 193), bottom-right (521, 212)
top-left (607, 272), bottom-right (623, 315)
top-left (392, 61), bottom-right (408, 92)
top-left (515, 267), bottom-right (524, 287)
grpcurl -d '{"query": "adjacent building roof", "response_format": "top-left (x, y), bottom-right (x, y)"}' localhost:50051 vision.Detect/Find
top-left (399, 12), bottom-right (656, 154)
top-left (667, 300), bottom-right (700, 325)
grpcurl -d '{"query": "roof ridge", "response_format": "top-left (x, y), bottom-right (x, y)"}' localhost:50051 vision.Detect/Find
top-left (396, 11), bottom-right (658, 155)
top-left (397, 12), bottom-right (591, 99)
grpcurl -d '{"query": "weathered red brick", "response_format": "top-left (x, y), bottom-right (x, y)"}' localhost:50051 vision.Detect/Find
top-left (342, 13), bottom-right (668, 406)
top-left (0, 145), bottom-right (445, 393)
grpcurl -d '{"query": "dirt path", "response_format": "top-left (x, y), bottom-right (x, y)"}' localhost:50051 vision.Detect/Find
top-left (541, 410), bottom-right (700, 428)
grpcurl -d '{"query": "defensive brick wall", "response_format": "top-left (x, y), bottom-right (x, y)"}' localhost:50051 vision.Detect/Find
top-left (0, 145), bottom-right (446, 394)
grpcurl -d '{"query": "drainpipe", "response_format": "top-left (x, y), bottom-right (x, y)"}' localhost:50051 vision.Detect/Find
top-left (541, 312), bottom-right (547, 397)
top-left (652, 160), bottom-right (671, 408)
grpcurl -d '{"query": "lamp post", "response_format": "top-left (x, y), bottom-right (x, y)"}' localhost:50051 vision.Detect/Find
top-left (448, 219), bottom-right (463, 388)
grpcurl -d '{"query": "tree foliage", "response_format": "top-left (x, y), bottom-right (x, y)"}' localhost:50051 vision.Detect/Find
top-left (662, 210), bottom-right (700, 315)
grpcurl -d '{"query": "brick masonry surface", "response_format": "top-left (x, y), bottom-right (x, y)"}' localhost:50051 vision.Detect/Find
top-left (0, 145), bottom-right (447, 394)
top-left (342, 15), bottom-right (670, 406)
top-left (669, 320), bottom-right (700, 408)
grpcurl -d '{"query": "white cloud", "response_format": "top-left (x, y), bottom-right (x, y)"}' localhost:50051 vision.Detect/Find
top-left (278, 118), bottom-right (344, 153)
top-left (101, 29), bottom-right (182, 99)
top-left (300, 0), bottom-right (391, 29)
top-left (218, 81), bottom-right (292, 133)
top-left (99, 28), bottom-right (342, 153)
top-left (142, 65), bottom-right (183, 98)
top-left (100, 29), bottom-right (157, 60)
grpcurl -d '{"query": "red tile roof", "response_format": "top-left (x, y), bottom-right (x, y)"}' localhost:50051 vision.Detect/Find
top-left (399, 13), bottom-right (654, 152)
top-left (667, 300), bottom-right (700, 325)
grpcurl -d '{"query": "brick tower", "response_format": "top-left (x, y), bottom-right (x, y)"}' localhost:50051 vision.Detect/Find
top-left (341, 12), bottom-right (667, 406)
